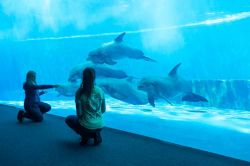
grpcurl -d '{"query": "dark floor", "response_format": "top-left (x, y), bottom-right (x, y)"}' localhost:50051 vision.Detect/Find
top-left (0, 104), bottom-right (249, 166)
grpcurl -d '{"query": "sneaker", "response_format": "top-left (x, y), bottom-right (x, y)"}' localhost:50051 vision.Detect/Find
top-left (80, 137), bottom-right (88, 145)
top-left (17, 110), bottom-right (24, 123)
top-left (94, 132), bottom-right (102, 145)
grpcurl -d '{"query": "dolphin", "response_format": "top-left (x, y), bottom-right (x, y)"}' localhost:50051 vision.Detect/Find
top-left (55, 78), bottom-right (148, 106)
top-left (137, 63), bottom-right (208, 107)
top-left (68, 63), bottom-right (128, 82)
top-left (97, 78), bottom-right (148, 105)
top-left (55, 82), bottom-right (79, 97)
top-left (86, 32), bottom-right (156, 65)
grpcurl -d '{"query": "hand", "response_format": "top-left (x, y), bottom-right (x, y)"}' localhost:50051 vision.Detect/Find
top-left (39, 91), bottom-right (47, 95)
top-left (54, 85), bottom-right (60, 88)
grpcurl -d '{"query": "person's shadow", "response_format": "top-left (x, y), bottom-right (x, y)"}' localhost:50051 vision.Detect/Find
top-left (58, 137), bottom-right (100, 152)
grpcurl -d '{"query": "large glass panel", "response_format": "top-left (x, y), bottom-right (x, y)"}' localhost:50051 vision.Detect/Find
top-left (0, 0), bottom-right (250, 161)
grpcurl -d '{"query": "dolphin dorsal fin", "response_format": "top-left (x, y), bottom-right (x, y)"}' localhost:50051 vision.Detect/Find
top-left (114, 32), bottom-right (126, 43)
top-left (168, 63), bottom-right (182, 77)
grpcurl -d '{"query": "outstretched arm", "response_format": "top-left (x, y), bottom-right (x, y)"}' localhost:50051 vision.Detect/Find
top-left (24, 84), bottom-right (58, 90)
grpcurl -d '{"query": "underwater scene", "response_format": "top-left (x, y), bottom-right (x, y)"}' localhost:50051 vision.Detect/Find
top-left (0, 0), bottom-right (250, 162)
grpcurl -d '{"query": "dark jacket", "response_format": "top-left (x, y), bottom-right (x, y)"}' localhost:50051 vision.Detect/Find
top-left (23, 82), bottom-right (54, 107)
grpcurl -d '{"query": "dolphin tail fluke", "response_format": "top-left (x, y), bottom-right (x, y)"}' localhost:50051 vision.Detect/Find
top-left (182, 93), bottom-right (208, 102)
top-left (143, 56), bottom-right (157, 62)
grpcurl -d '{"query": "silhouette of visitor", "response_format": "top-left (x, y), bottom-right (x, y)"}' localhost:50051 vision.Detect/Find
top-left (17, 71), bottom-right (59, 122)
top-left (65, 67), bottom-right (106, 145)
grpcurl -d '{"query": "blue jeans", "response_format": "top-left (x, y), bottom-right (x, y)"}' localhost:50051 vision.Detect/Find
top-left (24, 102), bottom-right (51, 122)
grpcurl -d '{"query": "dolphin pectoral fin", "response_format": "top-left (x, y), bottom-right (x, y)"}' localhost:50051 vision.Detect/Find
top-left (143, 56), bottom-right (157, 62)
top-left (105, 57), bottom-right (117, 65)
top-left (160, 96), bottom-right (173, 106)
top-left (114, 32), bottom-right (126, 43)
top-left (158, 93), bottom-right (173, 105)
top-left (182, 93), bottom-right (208, 102)
top-left (147, 94), bottom-right (155, 107)
top-left (112, 92), bottom-right (126, 100)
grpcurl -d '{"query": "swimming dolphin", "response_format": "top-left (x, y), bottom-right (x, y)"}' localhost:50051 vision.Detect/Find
top-left (137, 63), bottom-right (208, 107)
top-left (55, 82), bottom-right (79, 97)
top-left (68, 63), bottom-right (128, 82)
top-left (86, 32), bottom-right (156, 65)
top-left (55, 78), bottom-right (148, 106)
top-left (98, 78), bottom-right (148, 105)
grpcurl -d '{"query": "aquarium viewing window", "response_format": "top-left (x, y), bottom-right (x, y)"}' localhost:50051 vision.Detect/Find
top-left (0, 0), bottom-right (250, 162)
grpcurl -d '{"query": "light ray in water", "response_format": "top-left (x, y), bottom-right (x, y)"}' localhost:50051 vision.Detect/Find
top-left (19, 11), bottom-right (250, 42)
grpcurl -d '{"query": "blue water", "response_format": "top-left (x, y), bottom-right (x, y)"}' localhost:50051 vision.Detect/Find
top-left (1, 0), bottom-right (250, 162)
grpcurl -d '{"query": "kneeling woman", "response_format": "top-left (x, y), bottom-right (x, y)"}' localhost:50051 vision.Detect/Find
top-left (65, 67), bottom-right (106, 145)
top-left (17, 71), bottom-right (59, 122)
